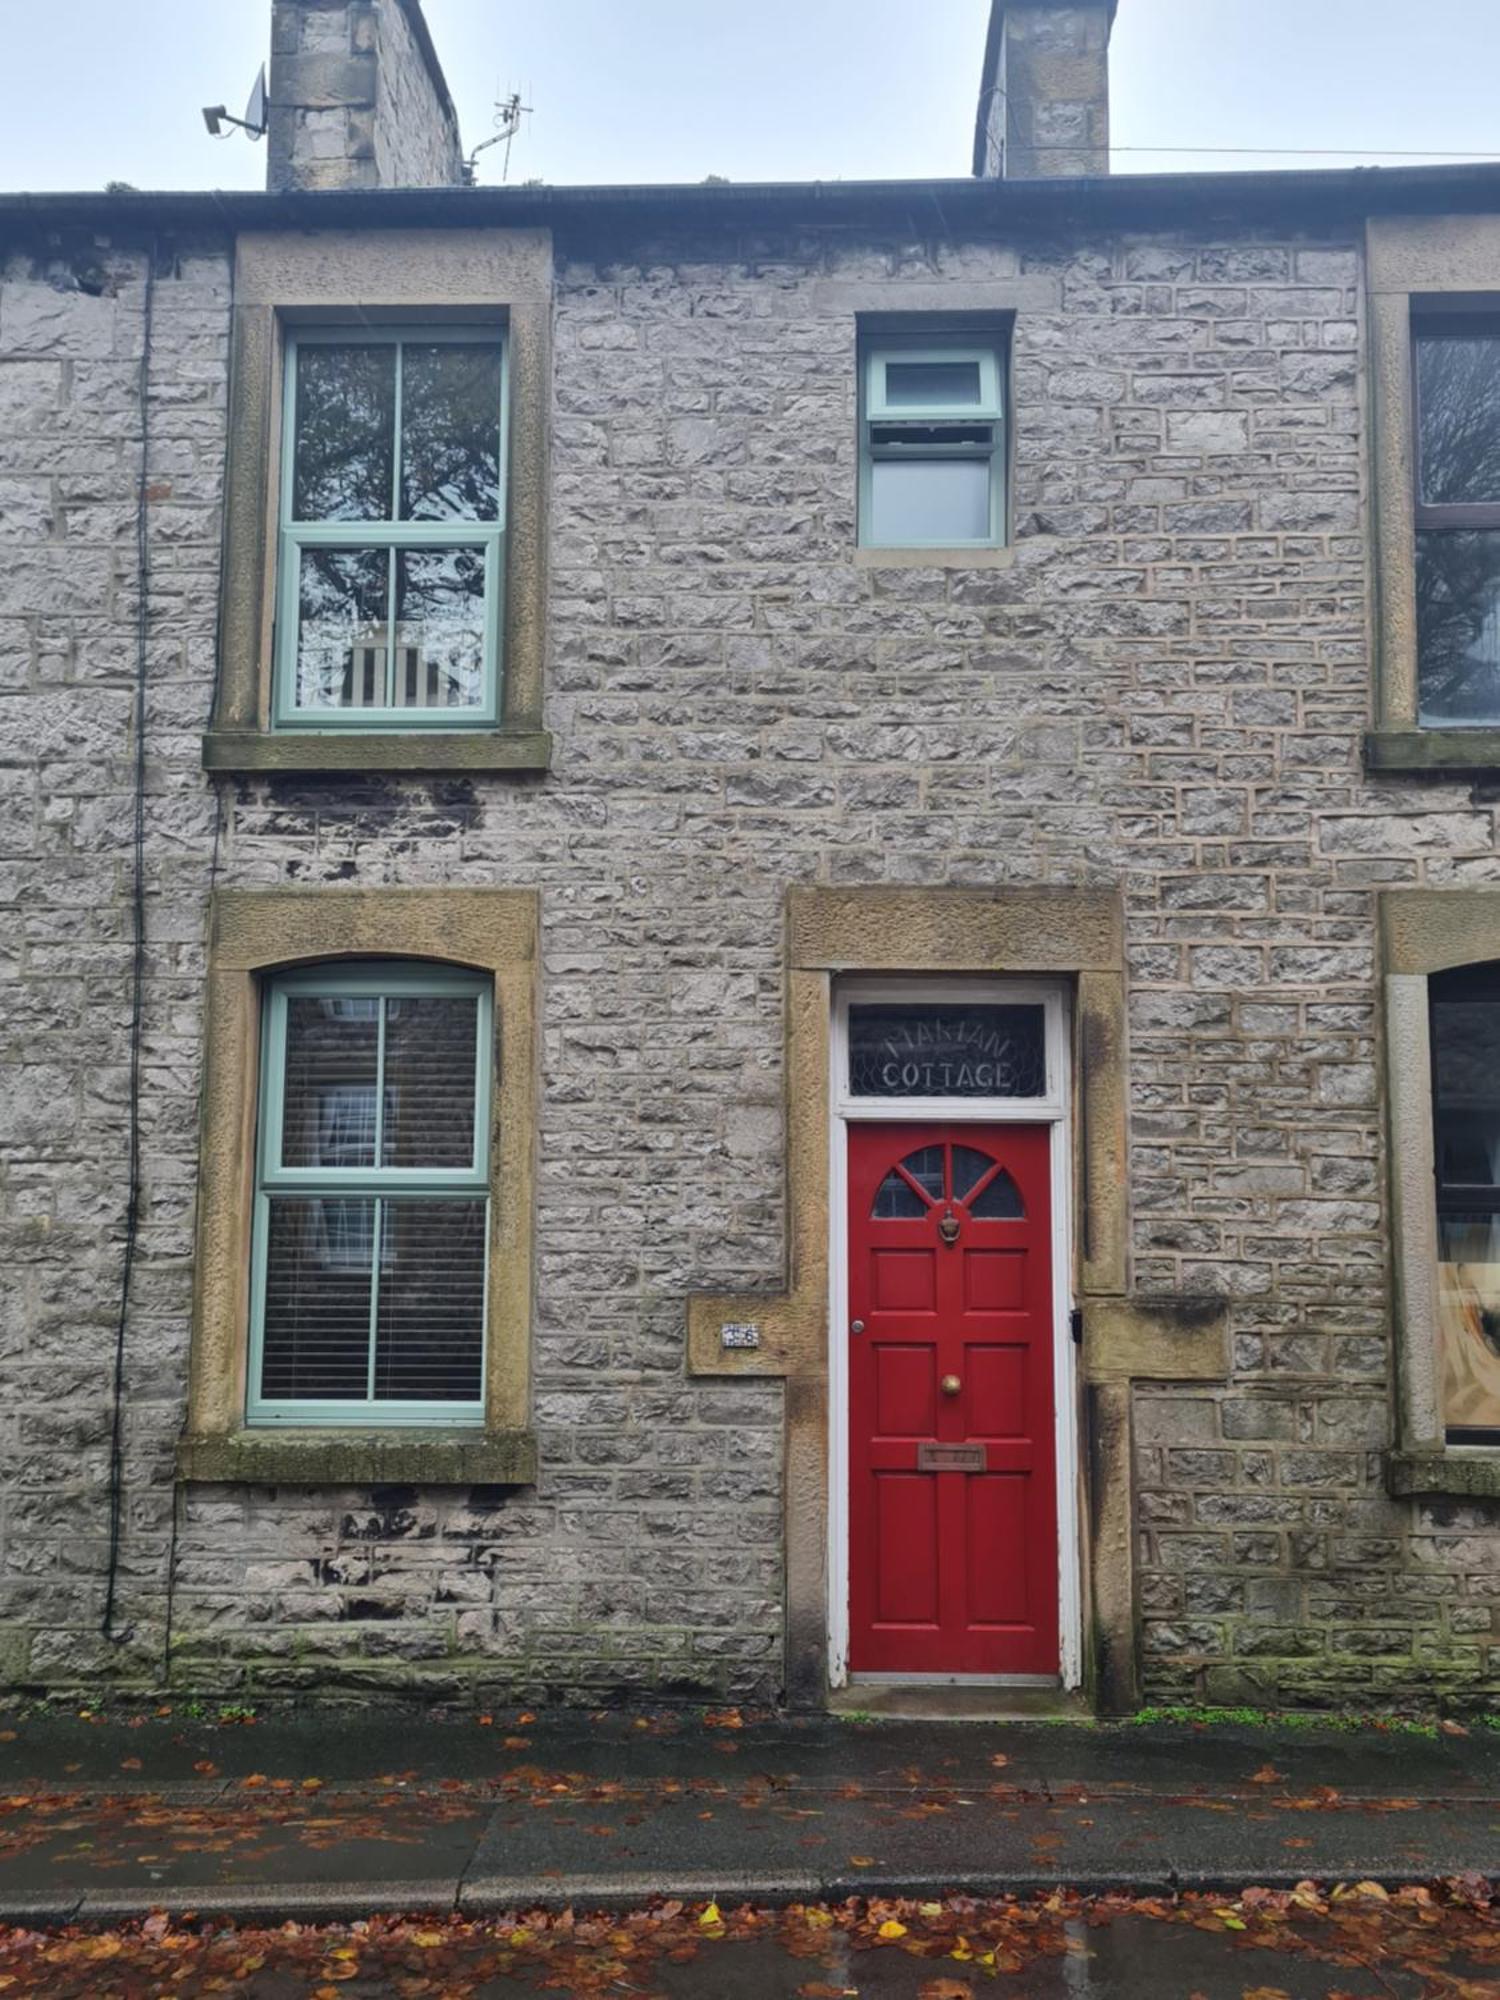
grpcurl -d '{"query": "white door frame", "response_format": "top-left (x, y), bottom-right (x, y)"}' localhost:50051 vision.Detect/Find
top-left (827, 975), bottom-right (1082, 1690)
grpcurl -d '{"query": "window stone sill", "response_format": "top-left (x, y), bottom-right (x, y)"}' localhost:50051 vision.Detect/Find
top-left (1365, 728), bottom-right (1500, 775)
top-left (202, 730), bottom-right (552, 776)
top-left (1387, 1449), bottom-right (1500, 1499)
top-left (853, 545), bottom-right (1015, 570)
top-left (176, 1428), bottom-right (537, 1487)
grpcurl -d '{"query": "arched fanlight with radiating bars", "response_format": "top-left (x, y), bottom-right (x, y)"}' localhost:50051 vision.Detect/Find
top-left (872, 1141), bottom-right (1024, 1220)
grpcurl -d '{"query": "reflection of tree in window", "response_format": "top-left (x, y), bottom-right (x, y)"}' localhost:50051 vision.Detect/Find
top-left (296, 548), bottom-right (388, 711)
top-left (1416, 532), bottom-right (1500, 720)
top-left (293, 344), bottom-right (395, 522)
top-left (282, 335), bottom-right (503, 719)
top-left (395, 548), bottom-right (486, 706)
top-left (1418, 337), bottom-right (1500, 506)
top-left (1415, 329), bottom-right (1500, 723)
top-left (400, 346), bottom-right (502, 522)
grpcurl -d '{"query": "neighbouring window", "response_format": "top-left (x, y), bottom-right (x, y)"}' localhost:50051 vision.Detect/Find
top-left (858, 337), bottom-right (1006, 548)
top-left (249, 963), bottom-right (492, 1424)
top-left (276, 330), bottom-right (506, 728)
top-left (1431, 963), bottom-right (1500, 1443)
top-left (1414, 319), bottom-right (1500, 724)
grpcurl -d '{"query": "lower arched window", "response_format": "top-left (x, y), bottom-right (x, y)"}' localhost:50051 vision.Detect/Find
top-left (249, 962), bottom-right (491, 1425)
top-left (1432, 963), bottom-right (1500, 1444)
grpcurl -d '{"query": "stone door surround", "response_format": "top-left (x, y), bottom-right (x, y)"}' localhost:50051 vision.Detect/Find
top-left (688, 885), bottom-right (1227, 1711)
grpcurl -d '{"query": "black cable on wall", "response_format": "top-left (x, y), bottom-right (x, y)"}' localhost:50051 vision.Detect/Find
top-left (102, 237), bottom-right (157, 1645)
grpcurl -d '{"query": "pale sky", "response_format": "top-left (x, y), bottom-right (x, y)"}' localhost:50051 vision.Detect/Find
top-left (0, 0), bottom-right (1496, 193)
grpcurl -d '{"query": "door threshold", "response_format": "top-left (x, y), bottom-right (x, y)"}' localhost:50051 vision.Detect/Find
top-left (849, 1672), bottom-right (1058, 1687)
top-left (830, 1679), bottom-right (1090, 1722)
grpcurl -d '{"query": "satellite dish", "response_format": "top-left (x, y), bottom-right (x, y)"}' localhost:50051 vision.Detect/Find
top-left (245, 64), bottom-right (267, 138)
top-left (202, 62), bottom-right (268, 141)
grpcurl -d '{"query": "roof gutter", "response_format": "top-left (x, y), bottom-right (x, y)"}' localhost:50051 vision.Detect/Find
top-left (3, 162), bottom-right (1500, 237)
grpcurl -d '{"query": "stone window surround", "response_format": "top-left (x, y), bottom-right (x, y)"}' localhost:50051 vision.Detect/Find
top-left (1381, 889), bottom-right (1500, 1500)
top-left (176, 887), bottom-right (539, 1486)
top-left (686, 885), bottom-right (1228, 1713)
top-left (1366, 214), bottom-right (1500, 775)
top-left (202, 228), bottom-right (553, 776)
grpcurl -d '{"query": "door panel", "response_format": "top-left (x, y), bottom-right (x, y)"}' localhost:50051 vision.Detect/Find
top-left (966, 1343), bottom-right (1027, 1438)
top-left (872, 1248), bottom-right (938, 1311)
top-left (875, 1473), bottom-right (940, 1624)
top-left (967, 1475), bottom-right (1031, 1625)
top-left (963, 1248), bottom-right (1027, 1311)
top-left (847, 1120), bottom-right (1060, 1677)
top-left (875, 1346), bottom-right (936, 1435)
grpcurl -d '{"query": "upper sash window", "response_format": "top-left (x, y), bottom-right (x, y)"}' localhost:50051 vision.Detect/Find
top-left (1414, 319), bottom-right (1500, 725)
top-left (276, 330), bottom-right (507, 730)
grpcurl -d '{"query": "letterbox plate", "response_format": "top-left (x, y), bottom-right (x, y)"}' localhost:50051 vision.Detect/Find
top-left (917, 1442), bottom-right (987, 1472)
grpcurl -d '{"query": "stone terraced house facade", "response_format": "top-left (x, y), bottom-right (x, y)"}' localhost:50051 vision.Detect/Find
top-left (3, 0), bottom-right (1500, 1715)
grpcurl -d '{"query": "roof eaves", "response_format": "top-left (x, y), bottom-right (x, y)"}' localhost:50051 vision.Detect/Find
top-left (3, 160), bottom-right (1500, 238)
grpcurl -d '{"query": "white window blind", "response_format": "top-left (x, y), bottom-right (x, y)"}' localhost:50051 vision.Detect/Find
top-left (250, 966), bottom-right (492, 1425)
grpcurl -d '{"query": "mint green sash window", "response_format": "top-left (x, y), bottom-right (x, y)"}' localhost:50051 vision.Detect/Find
top-left (249, 964), bottom-right (492, 1425)
top-left (858, 338), bottom-right (1006, 549)
top-left (276, 330), bottom-right (507, 730)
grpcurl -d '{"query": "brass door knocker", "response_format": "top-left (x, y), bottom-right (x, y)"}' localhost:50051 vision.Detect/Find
top-left (938, 1210), bottom-right (961, 1246)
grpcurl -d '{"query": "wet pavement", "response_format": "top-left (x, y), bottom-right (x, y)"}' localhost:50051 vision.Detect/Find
top-left (7, 1706), bottom-right (1499, 1796)
top-left (0, 1708), bottom-right (1494, 1923)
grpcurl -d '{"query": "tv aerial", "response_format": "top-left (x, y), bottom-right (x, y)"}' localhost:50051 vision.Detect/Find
top-left (465, 90), bottom-right (532, 183)
top-left (203, 64), bottom-right (268, 141)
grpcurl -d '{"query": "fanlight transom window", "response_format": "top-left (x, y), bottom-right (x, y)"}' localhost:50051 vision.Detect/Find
top-left (872, 1141), bottom-right (1024, 1220)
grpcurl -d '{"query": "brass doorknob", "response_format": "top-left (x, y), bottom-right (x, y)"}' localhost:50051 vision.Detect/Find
top-left (940, 1374), bottom-right (962, 1397)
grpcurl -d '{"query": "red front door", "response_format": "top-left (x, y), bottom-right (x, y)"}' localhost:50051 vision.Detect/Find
top-left (847, 1122), bottom-right (1059, 1677)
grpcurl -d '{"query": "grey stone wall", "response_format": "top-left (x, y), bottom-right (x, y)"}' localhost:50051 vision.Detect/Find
top-left (980, 3), bottom-right (1114, 180)
top-left (268, 0), bottom-right (463, 193)
top-left (2, 206), bottom-right (1499, 1707)
top-left (0, 231), bottom-right (231, 1691)
top-left (371, 0), bottom-right (465, 189)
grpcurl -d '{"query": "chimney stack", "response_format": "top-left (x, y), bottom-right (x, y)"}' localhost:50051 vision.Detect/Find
top-left (267, 0), bottom-right (465, 192)
top-left (973, 0), bottom-right (1116, 179)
